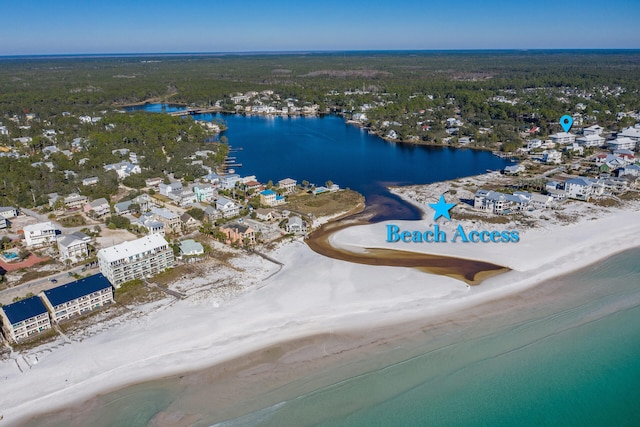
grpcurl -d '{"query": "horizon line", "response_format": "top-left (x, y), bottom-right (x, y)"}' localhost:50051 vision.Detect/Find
top-left (2, 48), bottom-right (640, 59)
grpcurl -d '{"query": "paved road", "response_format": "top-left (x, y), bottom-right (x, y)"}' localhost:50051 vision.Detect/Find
top-left (0, 266), bottom-right (99, 305)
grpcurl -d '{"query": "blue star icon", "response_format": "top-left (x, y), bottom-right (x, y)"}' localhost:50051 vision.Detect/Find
top-left (429, 194), bottom-right (456, 221)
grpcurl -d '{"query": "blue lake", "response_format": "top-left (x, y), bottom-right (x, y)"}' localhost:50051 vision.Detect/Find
top-left (127, 105), bottom-right (512, 221)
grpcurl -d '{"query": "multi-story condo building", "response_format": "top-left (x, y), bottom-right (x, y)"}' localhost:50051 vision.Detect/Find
top-left (41, 274), bottom-right (114, 322)
top-left (97, 235), bottom-right (175, 287)
top-left (0, 296), bottom-right (52, 343)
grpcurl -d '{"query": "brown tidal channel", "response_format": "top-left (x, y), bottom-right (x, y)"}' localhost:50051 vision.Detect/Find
top-left (306, 213), bottom-right (510, 285)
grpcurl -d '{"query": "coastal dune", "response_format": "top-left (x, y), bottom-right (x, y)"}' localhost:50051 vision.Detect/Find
top-left (2, 206), bottom-right (640, 425)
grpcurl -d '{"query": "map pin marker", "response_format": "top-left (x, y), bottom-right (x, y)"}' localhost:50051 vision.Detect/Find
top-left (560, 115), bottom-right (573, 133)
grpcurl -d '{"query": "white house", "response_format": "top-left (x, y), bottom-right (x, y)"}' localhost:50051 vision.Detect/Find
top-left (57, 231), bottom-right (91, 263)
top-left (81, 176), bottom-right (99, 186)
top-left (23, 222), bottom-right (58, 247)
top-left (607, 137), bottom-right (636, 151)
top-left (564, 178), bottom-right (603, 200)
top-left (618, 125), bottom-right (640, 142)
top-left (219, 174), bottom-right (241, 190)
top-left (84, 198), bottom-right (110, 217)
top-left (179, 239), bottom-right (204, 257)
top-left (286, 216), bottom-right (306, 234)
top-left (542, 150), bottom-right (562, 164)
top-left (215, 197), bottom-right (241, 218)
top-left (278, 178), bottom-right (297, 194)
top-left (103, 161), bottom-right (141, 179)
top-left (259, 189), bottom-right (285, 207)
top-left (576, 134), bottom-right (605, 148)
top-left (159, 182), bottom-right (183, 197)
top-left (526, 139), bottom-right (543, 150)
top-left (583, 125), bottom-right (603, 136)
top-left (549, 132), bottom-right (576, 145)
top-left (0, 206), bottom-right (18, 219)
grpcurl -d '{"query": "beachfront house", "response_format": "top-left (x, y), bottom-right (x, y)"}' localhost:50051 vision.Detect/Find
top-left (219, 223), bottom-right (256, 246)
top-left (179, 239), bottom-right (205, 258)
top-left (286, 216), bottom-right (306, 234)
top-left (40, 274), bottom-right (114, 323)
top-left (0, 296), bottom-right (52, 343)
top-left (97, 234), bottom-right (175, 287)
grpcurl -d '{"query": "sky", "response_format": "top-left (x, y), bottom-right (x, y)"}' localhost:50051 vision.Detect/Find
top-left (1, 0), bottom-right (639, 55)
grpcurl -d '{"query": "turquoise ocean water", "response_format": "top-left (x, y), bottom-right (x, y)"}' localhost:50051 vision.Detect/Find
top-left (26, 248), bottom-right (640, 427)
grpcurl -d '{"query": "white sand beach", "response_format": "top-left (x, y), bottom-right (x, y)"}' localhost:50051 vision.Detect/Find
top-left (1, 194), bottom-right (640, 424)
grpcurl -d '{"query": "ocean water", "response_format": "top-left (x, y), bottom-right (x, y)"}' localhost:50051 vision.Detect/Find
top-left (217, 249), bottom-right (640, 427)
top-left (26, 248), bottom-right (640, 427)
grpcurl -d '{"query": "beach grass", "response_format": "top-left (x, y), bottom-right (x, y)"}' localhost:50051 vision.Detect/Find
top-left (286, 189), bottom-right (364, 218)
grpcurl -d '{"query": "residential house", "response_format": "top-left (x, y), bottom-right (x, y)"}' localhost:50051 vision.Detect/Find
top-left (193, 184), bottom-right (215, 202)
top-left (145, 177), bottom-right (164, 187)
top-left (576, 134), bottom-right (605, 148)
top-left (150, 207), bottom-right (181, 233)
top-left (607, 137), bottom-right (636, 151)
top-left (203, 206), bottom-right (221, 223)
top-left (503, 164), bottom-right (525, 175)
top-left (180, 213), bottom-right (199, 231)
top-left (542, 150), bottom-right (562, 164)
top-left (64, 193), bottom-right (88, 210)
top-left (202, 173), bottom-right (220, 184)
top-left (564, 178), bottom-right (603, 200)
top-left (0, 206), bottom-right (18, 219)
top-left (159, 182), bottom-right (183, 197)
top-left (219, 174), bottom-right (241, 190)
top-left (57, 231), bottom-right (91, 263)
top-left (179, 239), bottom-right (204, 258)
top-left (278, 178), bottom-right (297, 194)
top-left (82, 176), bottom-right (99, 186)
top-left (255, 208), bottom-right (279, 221)
top-left (619, 164), bottom-right (640, 177)
top-left (135, 213), bottom-right (165, 236)
top-left (84, 198), bottom-right (110, 218)
top-left (583, 125), bottom-right (603, 136)
top-left (526, 139), bottom-right (543, 150)
top-left (40, 274), bottom-right (114, 322)
top-left (473, 190), bottom-right (528, 214)
top-left (286, 216), bottom-right (306, 234)
top-left (215, 197), bottom-right (241, 218)
top-left (618, 125), bottom-right (640, 142)
top-left (549, 132), bottom-right (576, 145)
top-left (103, 161), bottom-right (141, 179)
top-left (259, 189), bottom-right (285, 207)
top-left (564, 143), bottom-right (584, 155)
top-left (0, 296), bottom-right (52, 343)
top-left (513, 192), bottom-right (553, 209)
top-left (171, 190), bottom-right (197, 207)
top-left (23, 222), bottom-right (58, 247)
top-left (219, 223), bottom-right (256, 246)
top-left (0, 218), bottom-right (6, 229)
top-left (97, 234), bottom-right (175, 287)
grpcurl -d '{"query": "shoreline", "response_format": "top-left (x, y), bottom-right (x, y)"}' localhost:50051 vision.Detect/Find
top-left (3, 187), bottom-right (640, 424)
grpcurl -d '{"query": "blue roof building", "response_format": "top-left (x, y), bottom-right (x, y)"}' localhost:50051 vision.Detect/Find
top-left (41, 274), bottom-right (114, 322)
top-left (0, 296), bottom-right (52, 342)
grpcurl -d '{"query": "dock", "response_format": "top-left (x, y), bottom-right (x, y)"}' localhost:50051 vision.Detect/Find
top-left (168, 107), bottom-right (222, 117)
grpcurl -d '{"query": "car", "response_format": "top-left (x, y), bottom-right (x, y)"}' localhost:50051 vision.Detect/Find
top-left (50, 278), bottom-right (58, 284)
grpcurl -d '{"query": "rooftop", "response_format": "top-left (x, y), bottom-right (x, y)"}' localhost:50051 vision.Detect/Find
top-left (1, 296), bottom-right (48, 324)
top-left (43, 273), bottom-right (112, 307)
top-left (98, 234), bottom-right (169, 263)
